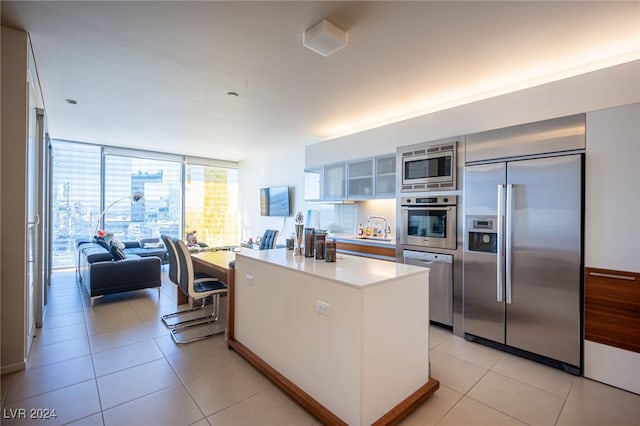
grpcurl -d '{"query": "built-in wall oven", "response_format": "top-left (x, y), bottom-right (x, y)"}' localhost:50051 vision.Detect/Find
top-left (400, 141), bottom-right (457, 192)
top-left (400, 196), bottom-right (457, 250)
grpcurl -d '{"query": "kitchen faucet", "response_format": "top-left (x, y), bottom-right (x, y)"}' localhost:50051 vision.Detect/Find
top-left (368, 215), bottom-right (388, 238)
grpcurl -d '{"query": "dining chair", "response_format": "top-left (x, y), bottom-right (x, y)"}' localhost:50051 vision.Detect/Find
top-left (171, 239), bottom-right (228, 343)
top-left (160, 235), bottom-right (221, 330)
top-left (259, 229), bottom-right (279, 249)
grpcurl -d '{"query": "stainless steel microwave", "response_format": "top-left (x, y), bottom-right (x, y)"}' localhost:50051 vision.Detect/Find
top-left (400, 141), bottom-right (457, 192)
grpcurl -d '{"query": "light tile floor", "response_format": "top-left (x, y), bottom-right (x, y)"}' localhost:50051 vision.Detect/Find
top-left (2, 269), bottom-right (639, 425)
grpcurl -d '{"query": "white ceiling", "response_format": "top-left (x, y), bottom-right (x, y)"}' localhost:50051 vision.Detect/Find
top-left (2, 1), bottom-right (639, 162)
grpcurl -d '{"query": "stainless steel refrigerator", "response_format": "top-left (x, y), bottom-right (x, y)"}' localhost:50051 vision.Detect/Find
top-left (463, 153), bottom-right (583, 373)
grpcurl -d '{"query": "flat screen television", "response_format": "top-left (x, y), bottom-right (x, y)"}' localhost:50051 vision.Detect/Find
top-left (260, 186), bottom-right (291, 217)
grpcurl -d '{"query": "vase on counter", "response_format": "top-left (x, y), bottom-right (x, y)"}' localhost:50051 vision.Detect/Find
top-left (325, 239), bottom-right (336, 262)
top-left (315, 232), bottom-right (326, 260)
top-left (304, 228), bottom-right (315, 257)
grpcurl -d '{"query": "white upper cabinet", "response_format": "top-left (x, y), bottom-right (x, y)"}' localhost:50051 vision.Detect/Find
top-left (375, 154), bottom-right (396, 198)
top-left (348, 158), bottom-right (374, 199)
top-left (305, 154), bottom-right (396, 201)
top-left (324, 162), bottom-right (347, 200)
top-left (303, 166), bottom-right (323, 201)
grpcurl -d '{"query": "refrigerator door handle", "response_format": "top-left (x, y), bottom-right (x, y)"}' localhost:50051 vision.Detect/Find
top-left (505, 183), bottom-right (514, 304)
top-left (497, 184), bottom-right (505, 302)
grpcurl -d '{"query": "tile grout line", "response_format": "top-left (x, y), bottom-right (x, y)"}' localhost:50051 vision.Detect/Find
top-left (85, 298), bottom-right (107, 426)
top-left (553, 375), bottom-right (578, 426)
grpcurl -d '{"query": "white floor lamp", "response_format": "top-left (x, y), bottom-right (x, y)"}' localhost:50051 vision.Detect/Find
top-left (91, 191), bottom-right (144, 238)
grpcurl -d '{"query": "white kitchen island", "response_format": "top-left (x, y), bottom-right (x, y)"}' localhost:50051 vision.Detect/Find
top-left (230, 248), bottom-right (438, 425)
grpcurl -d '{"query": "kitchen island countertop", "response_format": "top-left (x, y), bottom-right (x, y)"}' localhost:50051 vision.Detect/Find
top-left (235, 247), bottom-right (423, 289)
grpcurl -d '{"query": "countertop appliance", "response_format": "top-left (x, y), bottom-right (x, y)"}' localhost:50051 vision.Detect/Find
top-left (399, 141), bottom-right (457, 192)
top-left (463, 115), bottom-right (585, 374)
top-left (403, 250), bottom-right (453, 326)
top-left (400, 196), bottom-right (457, 250)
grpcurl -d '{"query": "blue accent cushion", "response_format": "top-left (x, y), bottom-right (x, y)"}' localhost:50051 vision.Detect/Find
top-left (110, 243), bottom-right (126, 260)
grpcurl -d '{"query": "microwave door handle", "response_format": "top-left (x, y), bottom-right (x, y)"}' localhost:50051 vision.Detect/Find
top-left (497, 184), bottom-right (504, 302)
top-left (505, 184), bottom-right (514, 304)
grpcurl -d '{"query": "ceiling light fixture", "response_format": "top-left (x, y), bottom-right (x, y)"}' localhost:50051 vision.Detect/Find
top-left (303, 19), bottom-right (347, 57)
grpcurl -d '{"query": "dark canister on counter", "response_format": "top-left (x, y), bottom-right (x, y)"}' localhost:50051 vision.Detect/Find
top-left (286, 238), bottom-right (294, 250)
top-left (314, 232), bottom-right (326, 259)
top-left (325, 239), bottom-right (336, 262)
top-left (304, 228), bottom-right (315, 257)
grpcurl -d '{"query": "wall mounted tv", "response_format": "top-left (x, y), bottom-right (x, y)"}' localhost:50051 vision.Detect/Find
top-left (260, 186), bottom-right (291, 217)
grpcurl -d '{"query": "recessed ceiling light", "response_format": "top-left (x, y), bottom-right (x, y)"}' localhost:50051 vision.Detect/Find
top-left (65, 98), bottom-right (78, 105)
top-left (226, 92), bottom-right (239, 97)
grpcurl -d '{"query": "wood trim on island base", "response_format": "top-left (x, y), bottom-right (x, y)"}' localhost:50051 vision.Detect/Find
top-left (228, 338), bottom-right (439, 426)
top-left (371, 380), bottom-right (440, 426)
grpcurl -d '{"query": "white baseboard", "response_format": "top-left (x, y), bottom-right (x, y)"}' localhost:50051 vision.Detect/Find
top-left (584, 340), bottom-right (640, 395)
top-left (1, 360), bottom-right (26, 375)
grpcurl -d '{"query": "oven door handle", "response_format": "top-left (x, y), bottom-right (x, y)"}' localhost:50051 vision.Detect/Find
top-left (401, 206), bottom-right (452, 211)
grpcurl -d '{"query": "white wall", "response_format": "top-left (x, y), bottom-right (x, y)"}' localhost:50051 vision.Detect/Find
top-left (238, 145), bottom-right (306, 244)
top-left (1, 26), bottom-right (30, 374)
top-left (306, 60), bottom-right (640, 165)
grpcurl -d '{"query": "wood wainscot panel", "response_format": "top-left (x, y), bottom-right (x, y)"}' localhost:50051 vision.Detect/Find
top-left (336, 241), bottom-right (396, 259)
top-left (585, 267), bottom-right (640, 353)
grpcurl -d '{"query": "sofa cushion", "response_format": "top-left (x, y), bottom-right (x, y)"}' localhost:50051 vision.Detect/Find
top-left (122, 240), bottom-right (141, 249)
top-left (93, 237), bottom-right (110, 251)
top-left (139, 237), bottom-right (165, 248)
top-left (76, 238), bottom-right (92, 247)
top-left (82, 245), bottom-right (114, 262)
top-left (123, 247), bottom-right (166, 258)
top-left (142, 241), bottom-right (164, 249)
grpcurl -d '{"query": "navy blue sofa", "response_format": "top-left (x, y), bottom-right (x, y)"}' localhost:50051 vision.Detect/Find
top-left (76, 237), bottom-right (166, 305)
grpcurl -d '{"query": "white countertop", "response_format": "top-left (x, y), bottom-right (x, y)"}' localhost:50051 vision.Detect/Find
top-left (235, 248), bottom-right (426, 289)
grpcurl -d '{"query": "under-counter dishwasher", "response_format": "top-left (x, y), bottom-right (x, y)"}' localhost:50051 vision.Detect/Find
top-left (403, 250), bottom-right (453, 326)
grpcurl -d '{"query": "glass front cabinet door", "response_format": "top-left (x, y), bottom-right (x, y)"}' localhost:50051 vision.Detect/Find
top-left (324, 162), bottom-right (346, 200)
top-left (348, 158), bottom-right (374, 199)
top-left (375, 154), bottom-right (396, 198)
top-left (304, 166), bottom-right (323, 201)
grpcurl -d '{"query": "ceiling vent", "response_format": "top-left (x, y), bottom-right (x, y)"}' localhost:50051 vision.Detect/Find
top-left (303, 19), bottom-right (347, 57)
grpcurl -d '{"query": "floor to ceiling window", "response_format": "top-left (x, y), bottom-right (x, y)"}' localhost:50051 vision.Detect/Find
top-left (51, 142), bottom-right (101, 268)
top-left (50, 140), bottom-right (239, 269)
top-left (184, 164), bottom-right (239, 247)
top-left (103, 155), bottom-right (182, 241)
